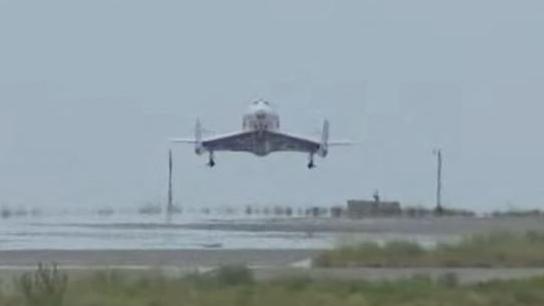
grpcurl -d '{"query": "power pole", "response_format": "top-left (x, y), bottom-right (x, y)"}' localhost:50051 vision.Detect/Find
top-left (167, 149), bottom-right (174, 216)
top-left (434, 149), bottom-right (444, 215)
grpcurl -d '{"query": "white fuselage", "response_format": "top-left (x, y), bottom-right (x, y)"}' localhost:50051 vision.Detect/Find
top-left (242, 100), bottom-right (280, 132)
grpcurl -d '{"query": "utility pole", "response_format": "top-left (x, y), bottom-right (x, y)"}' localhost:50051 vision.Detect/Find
top-left (167, 149), bottom-right (174, 216)
top-left (434, 149), bottom-right (444, 215)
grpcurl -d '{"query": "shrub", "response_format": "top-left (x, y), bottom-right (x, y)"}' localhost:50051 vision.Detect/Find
top-left (214, 265), bottom-right (255, 286)
top-left (17, 263), bottom-right (68, 306)
top-left (315, 231), bottom-right (544, 268)
top-left (437, 273), bottom-right (459, 288)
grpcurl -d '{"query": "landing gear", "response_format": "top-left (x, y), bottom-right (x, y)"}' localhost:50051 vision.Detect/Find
top-left (207, 152), bottom-right (216, 168)
top-left (308, 154), bottom-right (316, 169)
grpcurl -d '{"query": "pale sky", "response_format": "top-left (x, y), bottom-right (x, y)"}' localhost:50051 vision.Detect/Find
top-left (1, 0), bottom-right (543, 211)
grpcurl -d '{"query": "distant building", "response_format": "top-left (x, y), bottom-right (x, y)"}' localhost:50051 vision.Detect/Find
top-left (347, 199), bottom-right (402, 218)
top-left (330, 206), bottom-right (344, 218)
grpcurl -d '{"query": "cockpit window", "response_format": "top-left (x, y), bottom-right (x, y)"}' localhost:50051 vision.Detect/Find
top-left (253, 100), bottom-right (271, 106)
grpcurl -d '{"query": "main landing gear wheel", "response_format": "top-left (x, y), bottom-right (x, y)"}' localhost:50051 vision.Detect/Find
top-left (207, 152), bottom-right (216, 167)
top-left (308, 154), bottom-right (316, 169)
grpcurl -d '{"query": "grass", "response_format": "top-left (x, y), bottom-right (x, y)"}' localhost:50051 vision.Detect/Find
top-left (4, 231), bottom-right (544, 305)
top-left (315, 231), bottom-right (544, 268)
top-left (2, 265), bottom-right (544, 306)
top-left (16, 263), bottom-right (67, 306)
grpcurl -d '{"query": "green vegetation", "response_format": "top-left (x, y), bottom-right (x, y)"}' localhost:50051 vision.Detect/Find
top-left (491, 209), bottom-right (544, 218)
top-left (2, 265), bottom-right (544, 306)
top-left (316, 231), bottom-right (544, 268)
top-left (17, 263), bottom-right (68, 306)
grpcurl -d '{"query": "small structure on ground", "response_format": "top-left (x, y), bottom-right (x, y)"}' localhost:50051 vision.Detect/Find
top-left (347, 199), bottom-right (402, 218)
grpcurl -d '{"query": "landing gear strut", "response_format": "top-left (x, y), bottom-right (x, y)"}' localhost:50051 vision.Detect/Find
top-left (308, 154), bottom-right (316, 169)
top-left (207, 152), bottom-right (216, 168)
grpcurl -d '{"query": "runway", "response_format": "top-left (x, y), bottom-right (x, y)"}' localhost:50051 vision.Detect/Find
top-left (1, 249), bottom-right (544, 285)
top-left (0, 249), bottom-right (320, 267)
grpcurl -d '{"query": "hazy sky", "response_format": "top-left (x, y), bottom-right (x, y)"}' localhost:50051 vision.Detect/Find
top-left (1, 0), bottom-right (543, 211)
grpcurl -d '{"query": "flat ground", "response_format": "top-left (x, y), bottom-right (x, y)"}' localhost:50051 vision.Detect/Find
top-left (3, 217), bottom-right (544, 284)
top-left (0, 249), bottom-right (319, 267)
top-left (80, 216), bottom-right (544, 235)
top-left (1, 249), bottom-right (544, 284)
top-left (175, 216), bottom-right (544, 235)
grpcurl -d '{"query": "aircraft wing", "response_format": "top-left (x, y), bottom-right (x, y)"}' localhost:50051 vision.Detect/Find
top-left (170, 131), bottom-right (250, 146)
top-left (199, 131), bottom-right (321, 153)
top-left (267, 131), bottom-right (321, 153)
top-left (201, 131), bottom-right (258, 152)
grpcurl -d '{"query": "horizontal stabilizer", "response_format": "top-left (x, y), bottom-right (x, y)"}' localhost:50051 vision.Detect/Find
top-left (328, 140), bottom-right (359, 146)
top-left (170, 138), bottom-right (198, 144)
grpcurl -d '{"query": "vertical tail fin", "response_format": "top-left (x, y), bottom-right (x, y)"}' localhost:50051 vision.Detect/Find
top-left (195, 118), bottom-right (204, 155)
top-left (322, 119), bottom-right (330, 145)
top-left (318, 119), bottom-right (330, 157)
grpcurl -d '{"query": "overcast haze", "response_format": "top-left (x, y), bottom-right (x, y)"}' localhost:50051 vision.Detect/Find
top-left (1, 0), bottom-right (543, 211)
